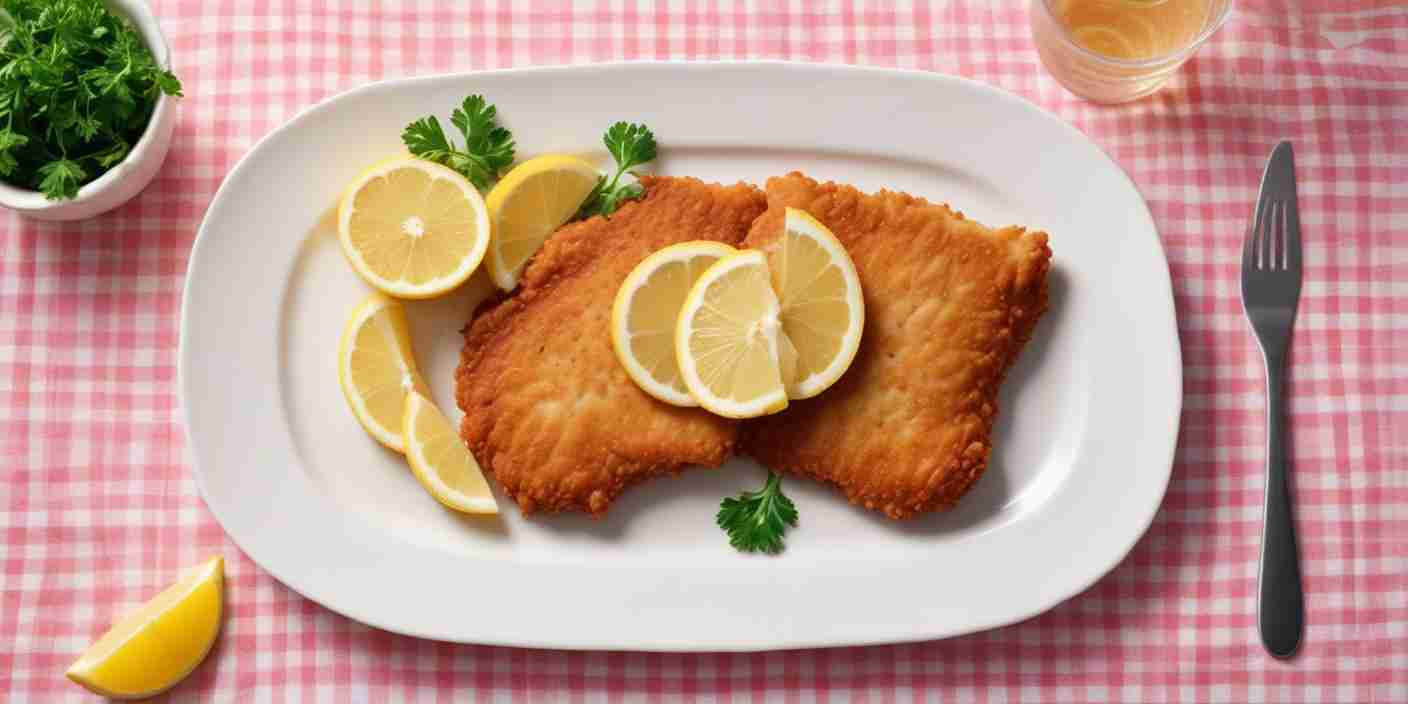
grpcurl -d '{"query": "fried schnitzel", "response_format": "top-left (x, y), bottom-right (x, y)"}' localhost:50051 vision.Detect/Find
top-left (455, 176), bottom-right (767, 516)
top-left (740, 172), bottom-right (1052, 519)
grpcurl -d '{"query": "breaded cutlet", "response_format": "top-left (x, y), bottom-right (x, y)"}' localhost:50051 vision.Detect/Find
top-left (455, 176), bottom-right (767, 515)
top-left (741, 172), bottom-right (1052, 519)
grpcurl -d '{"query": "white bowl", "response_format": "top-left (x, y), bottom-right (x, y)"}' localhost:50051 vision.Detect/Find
top-left (0, 0), bottom-right (178, 221)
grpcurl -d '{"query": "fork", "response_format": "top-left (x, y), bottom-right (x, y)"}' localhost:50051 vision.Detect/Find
top-left (1241, 140), bottom-right (1305, 659)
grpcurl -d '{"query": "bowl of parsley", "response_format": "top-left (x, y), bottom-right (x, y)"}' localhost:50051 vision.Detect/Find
top-left (0, 0), bottom-right (182, 221)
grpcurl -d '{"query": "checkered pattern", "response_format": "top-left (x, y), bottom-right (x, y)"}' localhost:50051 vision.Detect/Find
top-left (2, 1), bottom-right (1405, 701)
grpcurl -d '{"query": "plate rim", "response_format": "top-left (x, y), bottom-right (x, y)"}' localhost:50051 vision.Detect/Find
top-left (180, 60), bottom-right (1182, 651)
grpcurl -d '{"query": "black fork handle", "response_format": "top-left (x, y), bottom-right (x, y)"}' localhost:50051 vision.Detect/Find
top-left (1257, 347), bottom-right (1304, 658)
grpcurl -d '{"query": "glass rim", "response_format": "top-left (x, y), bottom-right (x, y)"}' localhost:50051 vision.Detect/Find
top-left (1036, 0), bottom-right (1234, 69)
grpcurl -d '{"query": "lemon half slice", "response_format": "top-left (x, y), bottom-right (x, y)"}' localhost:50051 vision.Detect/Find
top-left (66, 556), bottom-right (224, 700)
top-left (338, 157), bottom-right (490, 299)
top-left (612, 241), bottom-right (738, 406)
top-left (338, 292), bottom-right (429, 452)
top-left (675, 249), bottom-right (790, 419)
top-left (484, 155), bottom-right (601, 291)
top-left (762, 208), bottom-right (865, 399)
top-left (402, 391), bottom-right (498, 514)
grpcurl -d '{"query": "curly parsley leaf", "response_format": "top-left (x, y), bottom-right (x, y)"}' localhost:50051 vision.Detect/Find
top-left (37, 158), bottom-right (85, 200)
top-left (451, 95), bottom-right (515, 178)
top-left (717, 471), bottom-right (799, 554)
top-left (90, 139), bottom-right (128, 169)
top-left (0, 128), bottom-right (28, 176)
top-left (153, 69), bottom-right (182, 97)
top-left (576, 122), bottom-right (656, 219)
top-left (604, 121), bottom-right (656, 172)
top-left (402, 95), bottom-right (515, 192)
top-left (402, 116), bottom-right (454, 160)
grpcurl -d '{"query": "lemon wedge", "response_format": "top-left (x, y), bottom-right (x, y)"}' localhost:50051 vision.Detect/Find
top-left (484, 154), bottom-right (601, 291)
top-left (675, 249), bottom-right (790, 419)
top-left (66, 556), bottom-right (224, 700)
top-left (612, 241), bottom-right (738, 406)
top-left (402, 390), bottom-right (498, 514)
top-left (338, 157), bottom-right (489, 299)
top-left (338, 292), bottom-right (429, 452)
top-left (760, 208), bottom-right (865, 399)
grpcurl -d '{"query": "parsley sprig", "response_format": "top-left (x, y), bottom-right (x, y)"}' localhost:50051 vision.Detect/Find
top-left (0, 0), bottom-right (183, 200)
top-left (402, 95), bottom-right (515, 192)
top-left (577, 121), bottom-right (656, 219)
top-left (717, 471), bottom-right (799, 554)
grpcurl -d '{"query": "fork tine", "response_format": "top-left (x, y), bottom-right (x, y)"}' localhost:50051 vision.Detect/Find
top-left (1251, 196), bottom-right (1267, 270)
top-left (1267, 198), bottom-right (1278, 268)
top-left (1271, 200), bottom-right (1283, 270)
top-left (1242, 223), bottom-right (1255, 271)
top-left (1269, 200), bottom-right (1282, 271)
top-left (1278, 200), bottom-right (1290, 270)
top-left (1283, 195), bottom-right (1300, 272)
top-left (1265, 200), bottom-right (1276, 270)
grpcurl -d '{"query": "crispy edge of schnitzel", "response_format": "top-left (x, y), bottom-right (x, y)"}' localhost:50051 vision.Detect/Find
top-left (741, 172), bottom-right (1052, 519)
top-left (455, 176), bottom-right (767, 516)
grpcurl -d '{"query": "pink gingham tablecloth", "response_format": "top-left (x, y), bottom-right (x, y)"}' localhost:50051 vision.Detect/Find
top-left (3, 1), bottom-right (1406, 701)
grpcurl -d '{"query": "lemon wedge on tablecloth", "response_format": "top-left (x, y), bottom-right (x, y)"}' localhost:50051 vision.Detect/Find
top-left (402, 390), bottom-right (498, 514)
top-left (338, 156), bottom-right (490, 299)
top-left (484, 154), bottom-right (601, 291)
top-left (338, 292), bottom-right (430, 452)
top-left (611, 241), bottom-right (738, 406)
top-left (66, 556), bottom-right (224, 700)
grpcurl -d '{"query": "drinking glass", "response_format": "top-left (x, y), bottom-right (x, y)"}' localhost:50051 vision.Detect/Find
top-left (1030, 0), bottom-right (1233, 103)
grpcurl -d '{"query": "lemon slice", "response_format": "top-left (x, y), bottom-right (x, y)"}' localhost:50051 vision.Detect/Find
top-left (338, 292), bottom-right (429, 452)
top-left (338, 157), bottom-right (490, 299)
top-left (402, 391), bottom-right (498, 514)
top-left (675, 249), bottom-right (790, 418)
top-left (760, 208), bottom-right (865, 399)
top-left (66, 556), bottom-right (224, 700)
top-left (484, 154), bottom-right (601, 291)
top-left (612, 241), bottom-right (738, 406)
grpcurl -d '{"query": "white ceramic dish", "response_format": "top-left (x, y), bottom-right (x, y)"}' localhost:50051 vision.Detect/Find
top-left (182, 62), bottom-right (1181, 651)
top-left (0, 0), bottom-right (178, 221)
